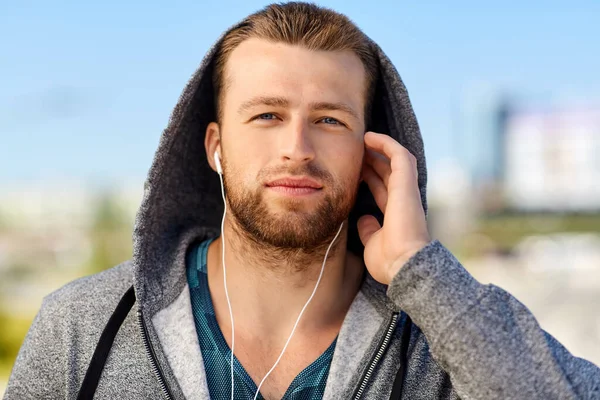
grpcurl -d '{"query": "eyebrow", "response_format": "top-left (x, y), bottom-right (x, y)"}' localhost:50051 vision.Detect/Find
top-left (309, 101), bottom-right (360, 120)
top-left (237, 96), bottom-right (360, 120)
top-left (238, 96), bottom-right (289, 115)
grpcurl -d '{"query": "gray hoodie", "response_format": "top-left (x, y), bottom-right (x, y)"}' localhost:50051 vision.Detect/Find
top-left (5, 17), bottom-right (600, 400)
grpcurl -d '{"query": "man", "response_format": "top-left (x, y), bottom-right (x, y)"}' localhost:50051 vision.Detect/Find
top-left (5, 2), bottom-right (600, 399)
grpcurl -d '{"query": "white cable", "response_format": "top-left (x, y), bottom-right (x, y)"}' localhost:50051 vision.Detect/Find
top-left (252, 221), bottom-right (344, 400)
top-left (217, 171), bottom-right (236, 400)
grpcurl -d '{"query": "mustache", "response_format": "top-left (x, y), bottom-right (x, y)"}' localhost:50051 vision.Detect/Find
top-left (256, 162), bottom-right (334, 185)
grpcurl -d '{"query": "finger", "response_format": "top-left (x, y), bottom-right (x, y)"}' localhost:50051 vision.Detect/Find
top-left (365, 132), bottom-right (419, 192)
top-left (357, 214), bottom-right (381, 247)
top-left (362, 164), bottom-right (388, 213)
top-left (365, 149), bottom-right (391, 187)
top-left (364, 132), bottom-right (415, 172)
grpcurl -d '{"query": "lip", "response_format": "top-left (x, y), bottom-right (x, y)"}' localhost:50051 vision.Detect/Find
top-left (265, 176), bottom-right (323, 189)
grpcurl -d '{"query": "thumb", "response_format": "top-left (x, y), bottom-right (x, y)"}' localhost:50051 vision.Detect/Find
top-left (357, 214), bottom-right (381, 246)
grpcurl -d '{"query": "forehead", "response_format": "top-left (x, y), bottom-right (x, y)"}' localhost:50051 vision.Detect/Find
top-left (222, 38), bottom-right (367, 112)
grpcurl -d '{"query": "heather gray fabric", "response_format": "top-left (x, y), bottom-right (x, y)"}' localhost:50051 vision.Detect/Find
top-left (4, 262), bottom-right (166, 399)
top-left (6, 10), bottom-right (600, 400)
top-left (154, 287), bottom-right (211, 400)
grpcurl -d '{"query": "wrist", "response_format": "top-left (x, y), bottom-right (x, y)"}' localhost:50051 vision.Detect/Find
top-left (387, 241), bottom-right (431, 284)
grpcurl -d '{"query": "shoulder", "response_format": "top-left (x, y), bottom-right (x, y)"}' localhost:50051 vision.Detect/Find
top-left (41, 260), bottom-right (134, 323)
top-left (5, 261), bottom-right (138, 399)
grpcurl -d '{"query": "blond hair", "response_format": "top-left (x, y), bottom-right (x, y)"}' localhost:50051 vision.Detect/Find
top-left (213, 2), bottom-right (378, 124)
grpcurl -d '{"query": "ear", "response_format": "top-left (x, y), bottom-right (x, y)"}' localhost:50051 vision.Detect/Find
top-left (359, 143), bottom-right (366, 183)
top-left (205, 122), bottom-right (222, 173)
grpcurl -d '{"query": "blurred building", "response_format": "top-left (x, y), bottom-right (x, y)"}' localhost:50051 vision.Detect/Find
top-left (503, 106), bottom-right (600, 212)
top-left (458, 85), bottom-right (507, 187)
top-left (460, 90), bottom-right (600, 213)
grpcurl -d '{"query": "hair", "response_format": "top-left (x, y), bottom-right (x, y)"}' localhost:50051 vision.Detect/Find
top-left (212, 2), bottom-right (378, 126)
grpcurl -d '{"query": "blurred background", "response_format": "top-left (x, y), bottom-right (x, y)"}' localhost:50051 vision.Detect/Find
top-left (1, 0), bottom-right (600, 394)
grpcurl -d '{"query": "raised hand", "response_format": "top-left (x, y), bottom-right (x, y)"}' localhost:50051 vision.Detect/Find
top-left (358, 131), bottom-right (431, 285)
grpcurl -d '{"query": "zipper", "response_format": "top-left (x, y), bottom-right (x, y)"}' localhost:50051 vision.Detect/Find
top-left (352, 312), bottom-right (399, 400)
top-left (138, 310), bottom-right (174, 400)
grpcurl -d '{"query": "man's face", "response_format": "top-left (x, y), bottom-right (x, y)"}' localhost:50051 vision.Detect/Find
top-left (215, 38), bottom-right (367, 250)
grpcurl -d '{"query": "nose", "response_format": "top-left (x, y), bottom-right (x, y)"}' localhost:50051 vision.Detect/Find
top-left (278, 119), bottom-right (316, 163)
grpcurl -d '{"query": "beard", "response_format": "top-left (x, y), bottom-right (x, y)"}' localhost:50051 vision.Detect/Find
top-left (222, 159), bottom-right (360, 253)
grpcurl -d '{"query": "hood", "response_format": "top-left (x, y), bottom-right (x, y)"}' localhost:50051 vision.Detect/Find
top-left (131, 22), bottom-right (428, 316)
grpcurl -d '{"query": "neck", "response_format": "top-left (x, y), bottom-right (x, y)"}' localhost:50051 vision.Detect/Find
top-left (206, 214), bottom-right (364, 344)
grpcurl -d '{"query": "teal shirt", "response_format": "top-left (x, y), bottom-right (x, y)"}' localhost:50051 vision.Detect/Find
top-left (186, 238), bottom-right (337, 400)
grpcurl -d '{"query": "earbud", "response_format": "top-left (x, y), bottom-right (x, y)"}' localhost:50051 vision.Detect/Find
top-left (214, 151), bottom-right (222, 175)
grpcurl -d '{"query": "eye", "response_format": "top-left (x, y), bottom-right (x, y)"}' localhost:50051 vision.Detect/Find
top-left (257, 113), bottom-right (278, 120)
top-left (319, 117), bottom-right (342, 125)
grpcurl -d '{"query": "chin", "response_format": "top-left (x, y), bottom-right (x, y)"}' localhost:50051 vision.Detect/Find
top-left (269, 199), bottom-right (321, 214)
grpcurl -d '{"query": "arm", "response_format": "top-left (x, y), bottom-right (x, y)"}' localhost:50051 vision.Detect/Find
top-left (387, 240), bottom-right (600, 400)
top-left (358, 131), bottom-right (600, 400)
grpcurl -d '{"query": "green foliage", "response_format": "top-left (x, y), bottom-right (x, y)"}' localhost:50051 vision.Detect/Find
top-left (472, 213), bottom-right (600, 252)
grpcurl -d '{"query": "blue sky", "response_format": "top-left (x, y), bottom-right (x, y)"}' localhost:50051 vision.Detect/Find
top-left (2, 0), bottom-right (599, 185)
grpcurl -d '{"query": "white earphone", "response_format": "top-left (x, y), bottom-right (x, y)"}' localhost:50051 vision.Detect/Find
top-left (213, 150), bottom-right (343, 400)
top-left (214, 151), bottom-right (223, 175)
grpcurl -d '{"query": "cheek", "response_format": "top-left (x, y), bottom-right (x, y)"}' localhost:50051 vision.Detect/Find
top-left (342, 136), bottom-right (364, 167)
top-left (224, 145), bottom-right (265, 185)
top-left (227, 129), bottom-right (274, 162)
top-left (328, 138), bottom-right (364, 183)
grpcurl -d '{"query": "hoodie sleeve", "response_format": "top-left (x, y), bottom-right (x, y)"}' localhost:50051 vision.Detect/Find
top-left (386, 240), bottom-right (600, 400)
